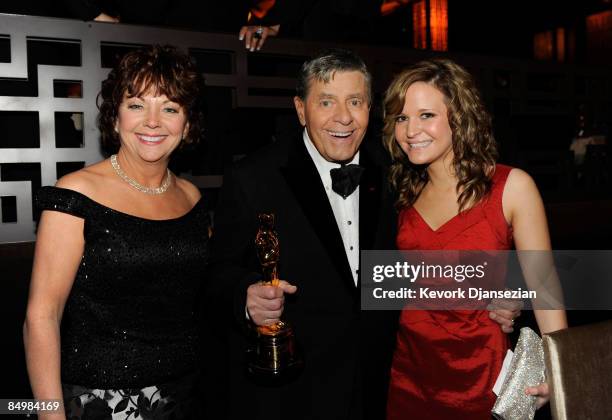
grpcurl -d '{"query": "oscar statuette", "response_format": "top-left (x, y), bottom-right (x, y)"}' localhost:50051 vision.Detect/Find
top-left (247, 213), bottom-right (303, 378)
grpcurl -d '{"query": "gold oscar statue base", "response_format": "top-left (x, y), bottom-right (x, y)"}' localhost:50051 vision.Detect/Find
top-left (247, 321), bottom-right (303, 378)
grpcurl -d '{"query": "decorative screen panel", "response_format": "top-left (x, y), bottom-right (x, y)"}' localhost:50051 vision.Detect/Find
top-left (0, 14), bottom-right (312, 243)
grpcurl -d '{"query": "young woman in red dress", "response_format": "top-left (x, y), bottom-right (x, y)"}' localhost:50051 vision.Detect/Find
top-left (382, 58), bottom-right (567, 420)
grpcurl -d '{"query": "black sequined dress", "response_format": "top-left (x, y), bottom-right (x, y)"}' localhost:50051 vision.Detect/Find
top-left (36, 186), bottom-right (209, 419)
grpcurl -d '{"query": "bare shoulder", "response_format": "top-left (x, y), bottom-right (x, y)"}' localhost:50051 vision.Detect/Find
top-left (504, 168), bottom-right (540, 200)
top-left (506, 168), bottom-right (536, 188)
top-left (175, 176), bottom-right (202, 206)
top-left (502, 168), bottom-right (545, 223)
top-left (55, 160), bottom-right (110, 196)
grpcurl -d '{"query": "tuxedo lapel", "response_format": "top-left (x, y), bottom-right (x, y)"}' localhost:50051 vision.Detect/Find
top-left (280, 137), bottom-right (355, 293)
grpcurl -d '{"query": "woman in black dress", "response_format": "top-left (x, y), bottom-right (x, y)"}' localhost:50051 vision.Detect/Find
top-left (24, 45), bottom-right (207, 419)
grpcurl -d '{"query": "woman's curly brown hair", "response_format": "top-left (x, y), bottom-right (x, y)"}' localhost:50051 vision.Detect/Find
top-left (382, 58), bottom-right (498, 211)
top-left (97, 45), bottom-right (204, 152)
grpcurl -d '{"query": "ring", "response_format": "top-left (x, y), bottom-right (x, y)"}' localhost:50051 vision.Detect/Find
top-left (254, 26), bottom-right (264, 39)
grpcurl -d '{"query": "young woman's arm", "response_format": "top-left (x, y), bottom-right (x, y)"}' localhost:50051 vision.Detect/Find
top-left (504, 168), bottom-right (568, 333)
top-left (504, 168), bottom-right (568, 407)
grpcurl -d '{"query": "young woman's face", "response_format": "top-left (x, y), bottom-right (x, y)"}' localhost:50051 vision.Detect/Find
top-left (394, 81), bottom-right (453, 167)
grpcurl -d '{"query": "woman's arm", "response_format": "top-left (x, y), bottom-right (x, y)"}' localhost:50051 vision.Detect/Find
top-left (23, 199), bottom-right (84, 418)
top-left (504, 168), bottom-right (568, 407)
top-left (504, 168), bottom-right (567, 334)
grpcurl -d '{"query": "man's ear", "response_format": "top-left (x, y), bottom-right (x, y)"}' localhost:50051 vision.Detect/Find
top-left (293, 96), bottom-right (306, 127)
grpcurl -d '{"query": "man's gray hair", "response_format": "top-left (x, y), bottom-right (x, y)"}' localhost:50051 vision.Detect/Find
top-left (296, 48), bottom-right (372, 103)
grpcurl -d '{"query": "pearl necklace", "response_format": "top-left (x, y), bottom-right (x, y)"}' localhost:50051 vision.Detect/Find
top-left (110, 154), bottom-right (172, 195)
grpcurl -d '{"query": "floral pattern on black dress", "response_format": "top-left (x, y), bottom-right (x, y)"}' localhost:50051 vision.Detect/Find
top-left (63, 373), bottom-right (197, 420)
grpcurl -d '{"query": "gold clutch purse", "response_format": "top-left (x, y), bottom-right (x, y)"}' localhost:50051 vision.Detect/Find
top-left (492, 327), bottom-right (545, 420)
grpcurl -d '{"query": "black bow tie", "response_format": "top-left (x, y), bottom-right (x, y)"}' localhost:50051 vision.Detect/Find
top-left (330, 164), bottom-right (364, 199)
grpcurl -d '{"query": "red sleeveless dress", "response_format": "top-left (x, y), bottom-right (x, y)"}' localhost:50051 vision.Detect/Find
top-left (386, 165), bottom-right (514, 420)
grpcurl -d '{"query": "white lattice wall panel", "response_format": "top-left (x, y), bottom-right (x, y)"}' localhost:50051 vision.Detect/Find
top-left (0, 13), bottom-right (314, 243)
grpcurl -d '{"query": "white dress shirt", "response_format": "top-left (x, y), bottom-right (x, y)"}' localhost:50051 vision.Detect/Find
top-left (303, 129), bottom-right (360, 286)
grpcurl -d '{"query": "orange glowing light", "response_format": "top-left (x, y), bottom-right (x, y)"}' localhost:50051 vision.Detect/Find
top-left (586, 10), bottom-right (612, 32)
top-left (413, 0), bottom-right (427, 49)
top-left (556, 27), bottom-right (565, 63)
top-left (250, 0), bottom-right (275, 20)
top-left (534, 31), bottom-right (554, 60)
top-left (585, 10), bottom-right (612, 63)
top-left (430, 0), bottom-right (448, 51)
top-left (381, 0), bottom-right (412, 16)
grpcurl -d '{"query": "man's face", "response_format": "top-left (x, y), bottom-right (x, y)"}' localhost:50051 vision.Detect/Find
top-left (294, 71), bottom-right (370, 163)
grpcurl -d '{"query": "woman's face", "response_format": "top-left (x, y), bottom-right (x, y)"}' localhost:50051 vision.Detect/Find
top-left (115, 89), bottom-right (188, 164)
top-left (394, 81), bottom-right (453, 167)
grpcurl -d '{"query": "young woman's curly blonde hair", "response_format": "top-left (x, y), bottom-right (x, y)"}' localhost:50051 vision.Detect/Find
top-left (382, 58), bottom-right (498, 211)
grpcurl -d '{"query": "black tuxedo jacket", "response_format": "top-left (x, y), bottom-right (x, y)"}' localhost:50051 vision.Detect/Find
top-left (207, 132), bottom-right (398, 420)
